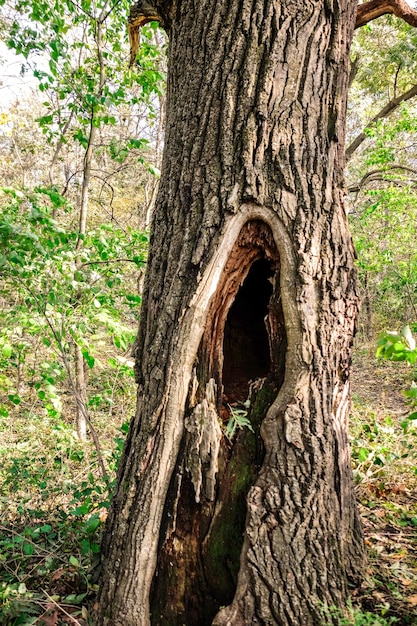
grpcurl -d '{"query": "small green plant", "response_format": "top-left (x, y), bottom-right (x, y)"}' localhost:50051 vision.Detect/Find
top-left (376, 325), bottom-right (417, 366)
top-left (348, 609), bottom-right (398, 626)
top-left (225, 405), bottom-right (254, 440)
top-left (377, 325), bottom-right (417, 425)
top-left (351, 413), bottom-right (399, 480)
top-left (319, 602), bottom-right (398, 625)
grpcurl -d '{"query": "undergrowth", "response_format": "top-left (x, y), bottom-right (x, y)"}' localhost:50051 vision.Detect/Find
top-left (0, 409), bottom-right (129, 625)
top-left (1, 346), bottom-right (417, 624)
top-left (349, 344), bottom-right (417, 625)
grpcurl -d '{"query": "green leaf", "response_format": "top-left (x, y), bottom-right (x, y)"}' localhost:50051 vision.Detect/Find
top-left (63, 592), bottom-right (87, 604)
top-left (132, 255), bottom-right (144, 267)
top-left (22, 542), bottom-right (35, 555)
top-left (128, 137), bottom-right (149, 149)
top-left (84, 515), bottom-right (101, 535)
top-left (39, 524), bottom-right (52, 533)
top-left (126, 294), bottom-right (142, 304)
top-left (72, 502), bottom-right (91, 516)
top-left (8, 393), bottom-right (21, 405)
top-left (69, 555), bottom-right (79, 567)
top-left (14, 615), bottom-right (38, 625)
top-left (2, 344), bottom-right (12, 357)
top-left (358, 448), bottom-right (369, 463)
top-left (401, 325), bottom-right (416, 350)
top-left (81, 348), bottom-right (95, 368)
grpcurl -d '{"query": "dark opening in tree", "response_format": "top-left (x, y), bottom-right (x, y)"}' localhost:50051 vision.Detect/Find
top-left (146, 222), bottom-right (287, 625)
top-left (194, 220), bottom-right (286, 414)
top-left (223, 258), bottom-right (273, 403)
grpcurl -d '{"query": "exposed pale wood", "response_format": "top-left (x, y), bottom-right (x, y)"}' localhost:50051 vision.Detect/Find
top-left (184, 378), bottom-right (222, 502)
top-left (128, 2), bottom-right (163, 66)
top-left (128, 0), bottom-right (173, 65)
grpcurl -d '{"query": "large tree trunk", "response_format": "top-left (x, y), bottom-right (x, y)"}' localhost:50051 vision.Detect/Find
top-left (97, 0), bottom-right (366, 624)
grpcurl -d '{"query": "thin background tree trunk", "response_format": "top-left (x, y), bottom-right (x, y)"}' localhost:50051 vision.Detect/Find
top-left (97, 0), bottom-right (366, 624)
top-left (74, 15), bottom-right (107, 441)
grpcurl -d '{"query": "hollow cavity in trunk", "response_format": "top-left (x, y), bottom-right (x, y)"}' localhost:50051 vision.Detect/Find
top-left (151, 221), bottom-right (287, 625)
top-left (223, 257), bottom-right (274, 404)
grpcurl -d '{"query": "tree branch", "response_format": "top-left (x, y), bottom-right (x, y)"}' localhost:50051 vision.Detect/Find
top-left (346, 83), bottom-right (417, 160)
top-left (128, 1), bottom-right (165, 66)
top-left (355, 0), bottom-right (417, 29)
top-left (80, 257), bottom-right (143, 267)
top-left (348, 164), bottom-right (417, 192)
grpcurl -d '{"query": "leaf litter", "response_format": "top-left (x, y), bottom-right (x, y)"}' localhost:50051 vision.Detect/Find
top-left (351, 344), bottom-right (417, 624)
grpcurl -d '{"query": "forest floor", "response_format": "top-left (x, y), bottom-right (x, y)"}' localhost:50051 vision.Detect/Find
top-left (0, 343), bottom-right (417, 625)
top-left (350, 343), bottom-right (417, 625)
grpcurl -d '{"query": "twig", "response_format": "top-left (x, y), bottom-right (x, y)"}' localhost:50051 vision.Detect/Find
top-left (40, 589), bottom-right (83, 625)
top-left (80, 257), bottom-right (143, 267)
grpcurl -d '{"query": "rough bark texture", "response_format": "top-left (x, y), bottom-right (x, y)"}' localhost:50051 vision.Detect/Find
top-left (97, 0), bottom-right (366, 624)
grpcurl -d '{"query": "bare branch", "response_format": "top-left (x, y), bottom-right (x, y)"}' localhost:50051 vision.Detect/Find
top-left (348, 164), bottom-right (417, 191)
top-left (355, 0), bottom-right (417, 29)
top-left (346, 83), bottom-right (417, 160)
top-left (41, 589), bottom-right (83, 625)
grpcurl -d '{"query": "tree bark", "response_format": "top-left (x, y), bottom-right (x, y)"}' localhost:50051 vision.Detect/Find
top-left (75, 344), bottom-right (88, 440)
top-left (97, 1), bottom-right (366, 624)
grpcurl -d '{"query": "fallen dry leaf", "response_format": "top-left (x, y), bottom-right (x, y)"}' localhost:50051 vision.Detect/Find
top-left (407, 594), bottom-right (417, 606)
top-left (51, 568), bottom-right (65, 581)
top-left (38, 608), bottom-right (59, 625)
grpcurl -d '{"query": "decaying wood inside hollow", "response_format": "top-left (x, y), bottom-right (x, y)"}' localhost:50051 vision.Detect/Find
top-left (150, 220), bottom-right (287, 625)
